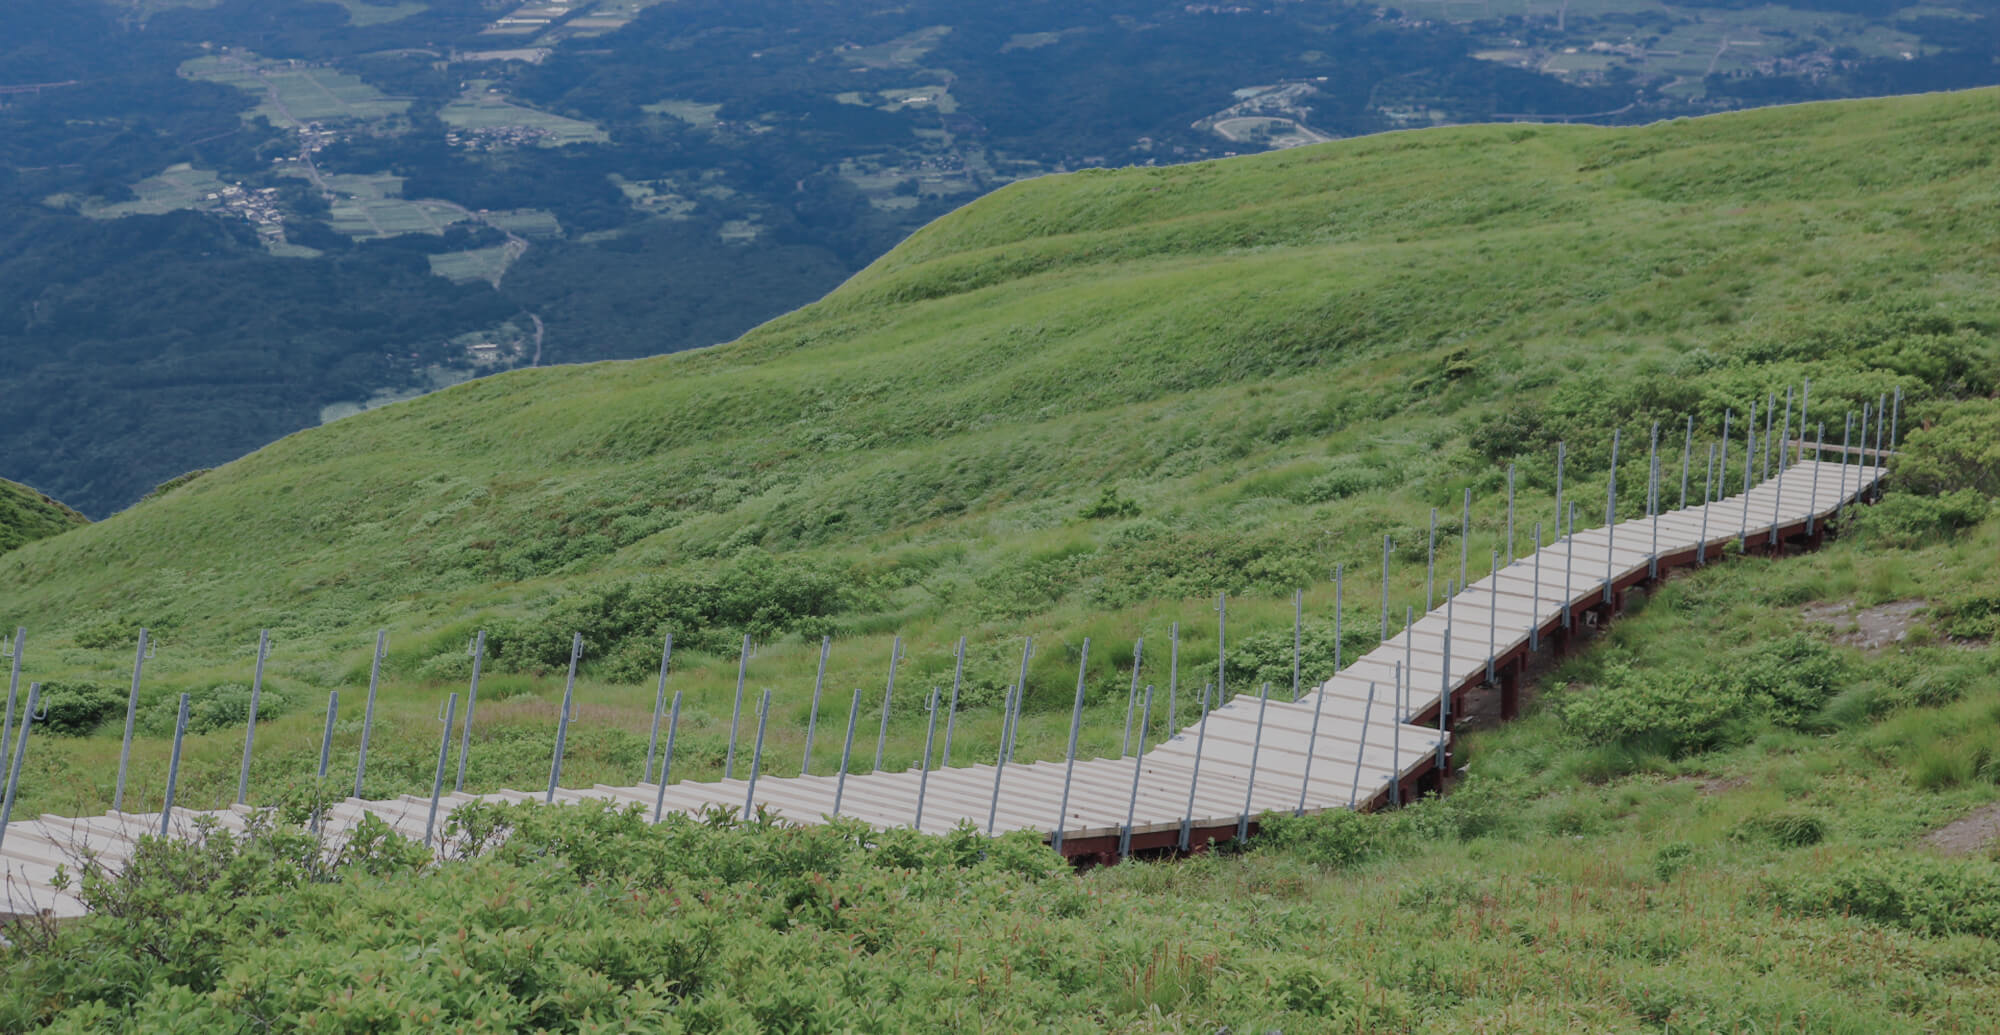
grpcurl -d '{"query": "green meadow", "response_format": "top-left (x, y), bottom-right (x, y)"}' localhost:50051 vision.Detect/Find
top-left (3, 84), bottom-right (2000, 1031)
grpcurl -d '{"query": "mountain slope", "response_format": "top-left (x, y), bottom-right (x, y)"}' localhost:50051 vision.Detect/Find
top-left (0, 90), bottom-right (1993, 819)
top-left (0, 477), bottom-right (87, 557)
top-left (5, 90), bottom-right (1992, 645)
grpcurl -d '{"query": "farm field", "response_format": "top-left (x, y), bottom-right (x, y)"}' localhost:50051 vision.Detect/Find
top-left (440, 88), bottom-right (609, 146)
top-left (429, 244), bottom-right (516, 283)
top-left (324, 0), bottom-right (427, 26)
top-left (181, 53), bottom-right (410, 126)
top-left (77, 164), bottom-right (227, 219)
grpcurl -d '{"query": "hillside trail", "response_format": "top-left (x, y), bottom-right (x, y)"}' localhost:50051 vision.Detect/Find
top-left (0, 450), bottom-right (1889, 916)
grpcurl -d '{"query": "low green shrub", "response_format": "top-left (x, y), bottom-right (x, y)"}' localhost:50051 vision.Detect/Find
top-left (1934, 591), bottom-right (2000, 640)
top-left (1770, 856), bottom-right (2000, 937)
top-left (1258, 808), bottom-right (1379, 869)
top-left (486, 549), bottom-right (859, 676)
top-left (1732, 811), bottom-right (1827, 848)
top-left (1892, 400), bottom-right (2000, 497)
top-left (33, 680), bottom-right (124, 736)
top-left (135, 681), bottom-right (292, 737)
top-left (1560, 637), bottom-right (1847, 757)
top-left (1847, 490), bottom-right (1989, 548)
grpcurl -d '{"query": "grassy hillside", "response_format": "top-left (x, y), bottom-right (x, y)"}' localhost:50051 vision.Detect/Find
top-left (0, 89), bottom-right (1996, 821)
top-left (7, 519), bottom-right (2000, 1031)
top-left (0, 477), bottom-right (86, 557)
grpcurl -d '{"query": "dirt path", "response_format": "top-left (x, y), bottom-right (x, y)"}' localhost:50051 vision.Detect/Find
top-left (1927, 803), bottom-right (2000, 855)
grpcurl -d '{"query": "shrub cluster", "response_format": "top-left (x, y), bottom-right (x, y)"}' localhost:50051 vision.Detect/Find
top-left (0, 803), bottom-right (1389, 1032)
top-left (1768, 856), bottom-right (2000, 938)
top-left (485, 549), bottom-right (859, 678)
top-left (1559, 636), bottom-right (1846, 757)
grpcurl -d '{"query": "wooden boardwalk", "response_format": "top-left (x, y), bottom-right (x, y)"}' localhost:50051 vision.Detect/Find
top-left (0, 458), bottom-right (1886, 917)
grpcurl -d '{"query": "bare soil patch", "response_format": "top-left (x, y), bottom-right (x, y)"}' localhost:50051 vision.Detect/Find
top-left (1926, 802), bottom-right (2000, 856)
top-left (1800, 598), bottom-right (1927, 651)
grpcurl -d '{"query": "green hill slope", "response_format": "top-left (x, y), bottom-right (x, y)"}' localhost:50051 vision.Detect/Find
top-left (0, 477), bottom-right (86, 557)
top-left (0, 90), bottom-right (1995, 816)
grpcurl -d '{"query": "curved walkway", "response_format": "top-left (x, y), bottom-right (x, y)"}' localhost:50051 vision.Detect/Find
top-left (0, 454), bottom-right (1886, 916)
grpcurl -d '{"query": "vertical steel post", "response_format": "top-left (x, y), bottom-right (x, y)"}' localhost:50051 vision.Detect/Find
top-left (1839, 408), bottom-right (1855, 508)
top-left (651, 692), bottom-right (682, 823)
top-left (940, 637), bottom-right (964, 769)
top-left (1391, 664), bottom-right (1402, 806)
top-left (1332, 563), bottom-right (1344, 686)
top-left (1296, 674), bottom-right (1327, 817)
top-left (1798, 379), bottom-right (1812, 466)
top-left (1647, 421), bottom-right (1661, 579)
top-left (1739, 401), bottom-right (1756, 549)
top-left (0, 684), bottom-right (41, 857)
top-left (1118, 684), bottom-right (1154, 859)
top-left (1807, 423), bottom-right (1825, 534)
top-left (1349, 681), bottom-right (1377, 809)
top-left (1603, 428), bottom-right (1620, 604)
top-left (745, 689), bottom-right (771, 817)
top-left (987, 681), bottom-right (1017, 836)
top-left (311, 691), bottom-right (336, 835)
top-left (1177, 683), bottom-right (1213, 852)
top-left (914, 688), bottom-right (940, 830)
top-left (1460, 489), bottom-right (1471, 591)
top-left (161, 693), bottom-right (190, 837)
top-left (1506, 464), bottom-right (1516, 561)
top-left (1486, 549), bottom-right (1498, 684)
top-left (1236, 682), bottom-right (1273, 842)
top-left (1680, 415), bottom-right (1693, 509)
top-left (1008, 637), bottom-right (1033, 763)
top-left (1718, 410), bottom-right (1732, 504)
top-left (1167, 622), bottom-right (1180, 735)
top-left (316, 692), bottom-right (337, 779)
top-left (872, 635), bottom-right (901, 771)
top-left (1402, 607), bottom-right (1414, 717)
top-left (0, 627), bottom-right (20, 782)
top-left (545, 632), bottom-right (581, 803)
top-left (1564, 503), bottom-right (1577, 629)
top-left (457, 630), bottom-right (486, 792)
top-left (113, 627), bottom-right (151, 811)
top-left (1779, 386), bottom-right (1794, 476)
top-left (1531, 522), bottom-right (1543, 652)
top-left (425, 692), bottom-right (457, 848)
top-left (1768, 391), bottom-right (1784, 485)
top-left (1555, 441), bottom-right (1566, 549)
top-left (236, 629), bottom-right (272, 805)
top-left (1888, 386), bottom-right (1902, 453)
top-left (1122, 637), bottom-right (1145, 753)
top-left (1426, 508), bottom-right (1437, 612)
top-left (1380, 535), bottom-right (1392, 643)
top-left (1770, 385), bottom-right (1793, 545)
top-left (645, 633), bottom-right (672, 783)
top-left (352, 630), bottom-right (386, 800)
top-left (1216, 593), bottom-right (1228, 705)
top-left (1864, 393), bottom-right (1880, 499)
top-left (1440, 582), bottom-right (1455, 771)
top-left (802, 635), bottom-right (829, 775)
top-left (1291, 590), bottom-right (1304, 702)
top-left (834, 688), bottom-right (862, 818)
top-left (1050, 638), bottom-right (1092, 853)
top-left (725, 634), bottom-right (750, 779)
top-left (1699, 444), bottom-right (1715, 564)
